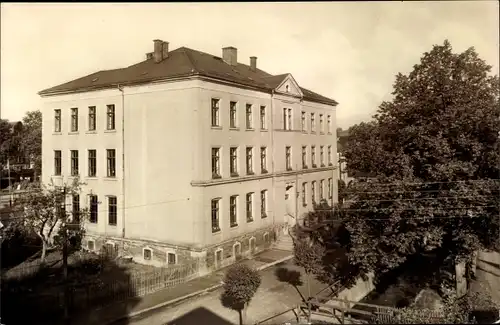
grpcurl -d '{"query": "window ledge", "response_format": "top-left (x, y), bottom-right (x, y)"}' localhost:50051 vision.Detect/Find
top-left (246, 219), bottom-right (254, 223)
top-left (303, 166), bottom-right (308, 170)
top-left (53, 132), bottom-right (62, 135)
top-left (68, 131), bottom-right (79, 135)
top-left (320, 132), bottom-right (325, 135)
top-left (104, 177), bottom-right (117, 181)
top-left (86, 176), bottom-right (98, 180)
top-left (86, 131), bottom-right (97, 134)
top-left (261, 214), bottom-right (267, 219)
top-left (302, 203), bottom-right (307, 207)
top-left (212, 174), bottom-right (222, 180)
top-left (230, 173), bottom-right (239, 178)
top-left (104, 129), bottom-right (117, 133)
top-left (230, 223), bottom-right (239, 229)
top-left (247, 172), bottom-right (255, 176)
top-left (245, 128), bottom-right (255, 131)
top-left (211, 126), bottom-right (223, 130)
top-left (260, 129), bottom-right (268, 132)
top-left (212, 228), bottom-right (221, 234)
top-left (108, 224), bottom-right (117, 227)
top-left (286, 167), bottom-right (293, 172)
top-left (261, 170), bottom-right (268, 174)
top-left (229, 127), bottom-right (240, 131)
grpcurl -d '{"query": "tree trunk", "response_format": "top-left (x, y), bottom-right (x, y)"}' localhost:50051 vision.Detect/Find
top-left (40, 240), bottom-right (47, 263)
top-left (240, 303), bottom-right (248, 325)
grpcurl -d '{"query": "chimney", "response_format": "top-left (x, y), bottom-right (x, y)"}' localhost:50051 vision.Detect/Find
top-left (153, 39), bottom-right (163, 63)
top-left (162, 41), bottom-right (169, 60)
top-left (222, 46), bottom-right (238, 66)
top-left (250, 56), bottom-right (257, 71)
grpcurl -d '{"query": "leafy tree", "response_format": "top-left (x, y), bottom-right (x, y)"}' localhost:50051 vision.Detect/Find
top-left (16, 178), bottom-right (88, 262)
top-left (335, 40), bottom-right (500, 281)
top-left (0, 119), bottom-right (23, 170)
top-left (220, 263), bottom-right (261, 325)
top-left (294, 236), bottom-right (325, 301)
top-left (20, 110), bottom-right (42, 180)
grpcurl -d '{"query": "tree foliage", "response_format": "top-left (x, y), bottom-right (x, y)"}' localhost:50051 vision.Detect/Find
top-left (337, 41), bottom-right (500, 277)
top-left (20, 110), bottom-right (42, 178)
top-left (16, 178), bottom-right (88, 262)
top-left (221, 263), bottom-right (262, 325)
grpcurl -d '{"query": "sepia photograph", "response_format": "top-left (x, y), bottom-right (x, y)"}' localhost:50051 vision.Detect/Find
top-left (0, 2), bottom-right (499, 325)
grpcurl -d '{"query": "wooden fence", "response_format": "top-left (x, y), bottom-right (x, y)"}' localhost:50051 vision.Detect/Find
top-left (2, 258), bottom-right (202, 321)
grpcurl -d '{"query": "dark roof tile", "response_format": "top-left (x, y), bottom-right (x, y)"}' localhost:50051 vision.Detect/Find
top-left (39, 46), bottom-right (338, 105)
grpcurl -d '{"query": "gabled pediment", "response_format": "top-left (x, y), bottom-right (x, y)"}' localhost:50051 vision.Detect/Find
top-left (275, 74), bottom-right (303, 98)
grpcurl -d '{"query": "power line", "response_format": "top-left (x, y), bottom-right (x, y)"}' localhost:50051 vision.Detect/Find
top-left (345, 179), bottom-right (500, 188)
top-left (344, 188), bottom-right (500, 195)
top-left (346, 194), bottom-right (498, 203)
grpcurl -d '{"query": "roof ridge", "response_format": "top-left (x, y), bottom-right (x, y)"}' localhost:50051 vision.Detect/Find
top-left (179, 47), bottom-right (200, 74)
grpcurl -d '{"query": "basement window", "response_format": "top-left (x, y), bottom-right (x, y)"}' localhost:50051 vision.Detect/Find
top-left (143, 248), bottom-right (152, 261)
top-left (167, 253), bottom-right (176, 265)
top-left (87, 240), bottom-right (95, 251)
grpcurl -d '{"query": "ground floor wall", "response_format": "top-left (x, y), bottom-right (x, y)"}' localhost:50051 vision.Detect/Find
top-left (83, 222), bottom-right (288, 273)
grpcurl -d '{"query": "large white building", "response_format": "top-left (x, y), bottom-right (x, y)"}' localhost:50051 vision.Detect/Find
top-left (39, 40), bottom-right (339, 269)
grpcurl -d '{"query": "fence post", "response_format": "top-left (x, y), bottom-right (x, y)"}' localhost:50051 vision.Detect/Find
top-left (307, 301), bottom-right (311, 323)
top-left (341, 298), bottom-right (345, 324)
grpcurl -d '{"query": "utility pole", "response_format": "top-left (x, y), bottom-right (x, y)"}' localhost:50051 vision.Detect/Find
top-left (7, 157), bottom-right (12, 207)
top-left (61, 187), bottom-right (70, 325)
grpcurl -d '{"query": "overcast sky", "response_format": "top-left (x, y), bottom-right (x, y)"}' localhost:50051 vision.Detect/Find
top-left (1, 2), bottom-right (498, 128)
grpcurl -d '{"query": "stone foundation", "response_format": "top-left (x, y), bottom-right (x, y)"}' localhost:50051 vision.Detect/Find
top-left (84, 222), bottom-right (288, 271)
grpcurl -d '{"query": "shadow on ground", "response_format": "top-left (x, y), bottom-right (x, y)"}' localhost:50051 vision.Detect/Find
top-left (0, 246), bottom-right (141, 325)
top-left (165, 307), bottom-right (233, 325)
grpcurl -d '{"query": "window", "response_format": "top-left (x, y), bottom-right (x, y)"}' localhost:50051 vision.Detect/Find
top-left (230, 101), bottom-right (237, 128)
top-left (246, 104), bottom-right (253, 129)
top-left (71, 108), bottom-right (78, 132)
top-left (311, 146), bottom-right (316, 167)
top-left (283, 108), bottom-right (287, 130)
top-left (311, 182), bottom-right (316, 205)
top-left (88, 106), bottom-right (96, 131)
top-left (302, 182), bottom-right (307, 206)
top-left (230, 195), bottom-right (238, 227)
top-left (246, 147), bottom-right (253, 174)
top-left (283, 108), bottom-right (292, 130)
top-left (319, 114), bottom-right (324, 133)
top-left (54, 150), bottom-right (62, 175)
top-left (327, 115), bottom-right (331, 133)
top-left (328, 146), bottom-right (332, 165)
top-left (260, 147), bottom-right (267, 173)
top-left (211, 98), bottom-right (220, 127)
top-left (211, 199), bottom-right (220, 232)
top-left (287, 109), bottom-right (292, 130)
top-left (54, 109), bottom-right (61, 132)
top-left (88, 240), bottom-right (95, 251)
top-left (70, 150), bottom-right (79, 176)
top-left (107, 149), bottom-right (116, 177)
top-left (328, 178), bottom-right (333, 199)
top-left (311, 113), bottom-right (316, 132)
top-left (72, 195), bottom-right (80, 223)
top-left (320, 146), bottom-right (325, 167)
top-left (88, 150), bottom-right (97, 177)
top-left (167, 253), bottom-right (176, 265)
top-left (106, 104), bottom-right (115, 130)
top-left (249, 237), bottom-right (256, 253)
top-left (230, 147), bottom-right (238, 176)
top-left (212, 148), bottom-right (221, 178)
top-left (302, 146), bottom-right (307, 169)
top-left (320, 180), bottom-right (325, 201)
top-left (108, 196), bottom-right (117, 225)
top-left (90, 195), bottom-right (98, 223)
top-left (260, 106), bottom-right (266, 129)
top-left (260, 190), bottom-right (267, 218)
top-left (285, 146), bottom-right (292, 170)
top-left (301, 111), bottom-right (306, 131)
top-left (143, 248), bottom-right (152, 261)
top-left (246, 193), bottom-right (253, 222)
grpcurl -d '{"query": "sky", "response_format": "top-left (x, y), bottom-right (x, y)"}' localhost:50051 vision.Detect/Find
top-left (1, 2), bottom-right (499, 129)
